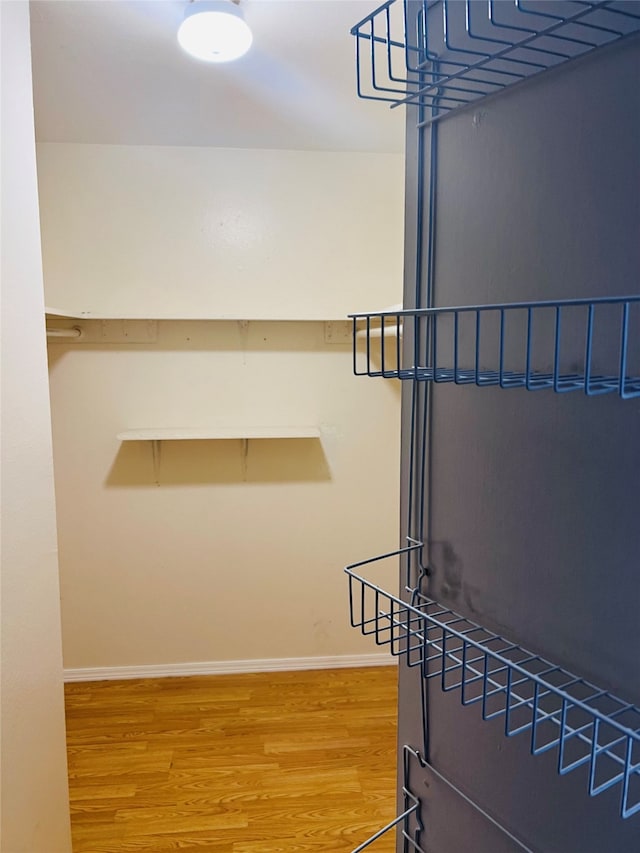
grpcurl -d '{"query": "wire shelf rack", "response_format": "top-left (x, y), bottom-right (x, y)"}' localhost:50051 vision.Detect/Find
top-left (352, 0), bottom-right (640, 124)
top-left (351, 295), bottom-right (640, 398)
top-left (345, 547), bottom-right (640, 820)
top-left (352, 745), bottom-right (425, 852)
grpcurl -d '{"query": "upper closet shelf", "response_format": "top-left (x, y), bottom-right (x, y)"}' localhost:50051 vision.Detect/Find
top-left (351, 295), bottom-right (640, 399)
top-left (352, 0), bottom-right (640, 125)
top-left (117, 427), bottom-right (321, 441)
top-left (45, 307), bottom-right (83, 319)
top-left (45, 308), bottom-right (354, 323)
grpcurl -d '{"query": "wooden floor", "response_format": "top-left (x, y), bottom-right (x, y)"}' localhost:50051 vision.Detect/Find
top-left (65, 666), bottom-right (398, 853)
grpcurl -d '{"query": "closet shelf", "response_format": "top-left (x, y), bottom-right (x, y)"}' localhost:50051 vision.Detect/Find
top-left (45, 307), bottom-right (83, 319)
top-left (45, 308), bottom-right (353, 323)
top-left (352, 0), bottom-right (640, 124)
top-left (117, 427), bottom-right (320, 441)
top-left (345, 547), bottom-right (640, 820)
top-left (355, 326), bottom-right (401, 340)
top-left (350, 295), bottom-right (640, 399)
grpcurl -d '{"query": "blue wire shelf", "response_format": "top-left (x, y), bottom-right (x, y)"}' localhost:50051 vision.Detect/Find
top-left (345, 547), bottom-right (640, 821)
top-left (352, 0), bottom-right (640, 125)
top-left (351, 296), bottom-right (640, 399)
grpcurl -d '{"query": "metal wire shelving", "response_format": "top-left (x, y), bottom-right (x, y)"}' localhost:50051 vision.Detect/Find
top-left (345, 546), bottom-right (640, 821)
top-left (348, 1), bottom-right (640, 845)
top-left (352, 745), bottom-right (425, 852)
top-left (352, 0), bottom-right (640, 125)
top-left (351, 295), bottom-right (640, 399)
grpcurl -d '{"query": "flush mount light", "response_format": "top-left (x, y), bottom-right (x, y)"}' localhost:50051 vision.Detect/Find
top-left (178, 0), bottom-right (252, 63)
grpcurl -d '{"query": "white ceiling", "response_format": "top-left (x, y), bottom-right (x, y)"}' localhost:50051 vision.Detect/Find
top-left (29, 0), bottom-right (405, 153)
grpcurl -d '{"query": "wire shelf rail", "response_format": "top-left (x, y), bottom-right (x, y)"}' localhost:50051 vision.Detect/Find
top-left (345, 547), bottom-right (640, 820)
top-left (351, 295), bottom-right (640, 398)
top-left (352, 745), bottom-right (425, 852)
top-left (352, 0), bottom-right (640, 124)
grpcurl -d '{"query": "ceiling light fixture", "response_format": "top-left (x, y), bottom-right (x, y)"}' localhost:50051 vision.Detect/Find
top-left (177, 1), bottom-right (252, 63)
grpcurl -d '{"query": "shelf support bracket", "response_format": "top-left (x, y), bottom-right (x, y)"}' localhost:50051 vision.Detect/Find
top-left (241, 438), bottom-right (249, 481)
top-left (151, 439), bottom-right (161, 486)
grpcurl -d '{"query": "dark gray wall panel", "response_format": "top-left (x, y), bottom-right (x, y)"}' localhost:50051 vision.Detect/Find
top-left (399, 22), bottom-right (640, 853)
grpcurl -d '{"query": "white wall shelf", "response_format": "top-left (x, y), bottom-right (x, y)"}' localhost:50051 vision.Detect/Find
top-left (117, 427), bottom-right (321, 485)
top-left (45, 306), bottom-right (83, 318)
top-left (117, 427), bottom-right (320, 441)
top-left (355, 327), bottom-right (401, 340)
top-left (46, 307), bottom-right (353, 323)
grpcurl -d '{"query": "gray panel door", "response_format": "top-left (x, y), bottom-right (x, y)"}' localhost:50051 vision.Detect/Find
top-left (398, 20), bottom-right (640, 853)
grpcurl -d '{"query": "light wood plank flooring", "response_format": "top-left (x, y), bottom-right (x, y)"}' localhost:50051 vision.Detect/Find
top-left (65, 666), bottom-right (398, 852)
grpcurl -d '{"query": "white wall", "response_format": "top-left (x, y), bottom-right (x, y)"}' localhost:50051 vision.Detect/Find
top-left (0, 3), bottom-right (71, 851)
top-left (48, 321), bottom-right (401, 673)
top-left (40, 142), bottom-right (404, 675)
top-left (37, 143), bottom-right (404, 320)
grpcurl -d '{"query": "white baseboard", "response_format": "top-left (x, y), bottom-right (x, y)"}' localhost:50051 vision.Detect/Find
top-left (63, 653), bottom-right (396, 683)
